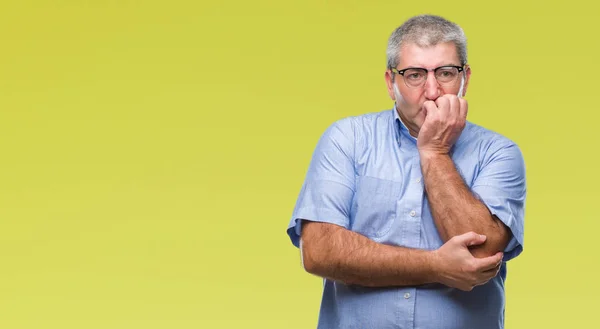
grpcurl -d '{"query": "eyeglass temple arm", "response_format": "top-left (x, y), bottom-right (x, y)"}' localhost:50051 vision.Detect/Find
top-left (457, 71), bottom-right (465, 98)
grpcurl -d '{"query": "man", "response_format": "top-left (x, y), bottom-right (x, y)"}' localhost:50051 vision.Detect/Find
top-left (286, 14), bottom-right (526, 329)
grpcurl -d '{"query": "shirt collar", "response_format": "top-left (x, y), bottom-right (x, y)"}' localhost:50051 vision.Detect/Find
top-left (392, 104), bottom-right (418, 146)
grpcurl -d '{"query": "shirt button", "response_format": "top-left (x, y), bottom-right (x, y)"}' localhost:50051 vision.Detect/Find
top-left (416, 177), bottom-right (421, 183)
top-left (409, 210), bottom-right (416, 217)
top-left (404, 293), bottom-right (411, 299)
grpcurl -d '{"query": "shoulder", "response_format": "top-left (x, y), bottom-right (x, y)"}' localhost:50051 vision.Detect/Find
top-left (459, 121), bottom-right (525, 167)
top-left (322, 109), bottom-right (393, 142)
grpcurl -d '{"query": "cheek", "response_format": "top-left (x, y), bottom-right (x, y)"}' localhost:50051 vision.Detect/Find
top-left (405, 92), bottom-right (420, 104)
top-left (398, 91), bottom-right (418, 107)
top-left (404, 95), bottom-right (424, 116)
top-left (442, 80), bottom-right (463, 96)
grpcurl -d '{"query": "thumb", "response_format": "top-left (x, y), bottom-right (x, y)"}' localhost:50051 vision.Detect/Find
top-left (454, 232), bottom-right (486, 247)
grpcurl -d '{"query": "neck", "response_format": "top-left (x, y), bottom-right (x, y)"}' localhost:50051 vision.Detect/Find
top-left (395, 106), bottom-right (419, 138)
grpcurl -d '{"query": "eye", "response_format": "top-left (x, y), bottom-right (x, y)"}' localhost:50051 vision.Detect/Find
top-left (436, 68), bottom-right (459, 82)
top-left (405, 70), bottom-right (425, 80)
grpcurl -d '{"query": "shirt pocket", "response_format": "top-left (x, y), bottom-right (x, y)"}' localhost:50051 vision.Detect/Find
top-left (350, 176), bottom-right (403, 240)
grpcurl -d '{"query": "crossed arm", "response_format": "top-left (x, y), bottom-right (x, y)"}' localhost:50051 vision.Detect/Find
top-left (300, 156), bottom-right (507, 291)
top-left (300, 139), bottom-right (516, 290)
top-left (301, 221), bottom-right (503, 291)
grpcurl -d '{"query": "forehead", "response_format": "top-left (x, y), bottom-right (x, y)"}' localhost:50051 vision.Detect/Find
top-left (398, 41), bottom-right (460, 68)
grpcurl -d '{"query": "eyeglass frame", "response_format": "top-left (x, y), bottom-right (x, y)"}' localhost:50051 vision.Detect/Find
top-left (389, 64), bottom-right (467, 88)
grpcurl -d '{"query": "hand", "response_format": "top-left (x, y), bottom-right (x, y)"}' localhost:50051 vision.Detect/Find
top-left (417, 95), bottom-right (468, 156)
top-left (432, 231), bottom-right (503, 291)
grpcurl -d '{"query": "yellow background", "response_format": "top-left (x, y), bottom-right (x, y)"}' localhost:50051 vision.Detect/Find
top-left (0, 0), bottom-right (596, 328)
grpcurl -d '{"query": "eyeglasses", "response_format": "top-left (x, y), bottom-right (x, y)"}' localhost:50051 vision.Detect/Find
top-left (390, 65), bottom-right (465, 88)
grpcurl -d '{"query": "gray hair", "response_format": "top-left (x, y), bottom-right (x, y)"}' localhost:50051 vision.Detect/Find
top-left (386, 15), bottom-right (467, 72)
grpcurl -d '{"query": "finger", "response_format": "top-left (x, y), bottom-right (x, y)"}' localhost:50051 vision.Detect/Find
top-left (453, 231), bottom-right (486, 247)
top-left (477, 265), bottom-right (502, 286)
top-left (482, 263), bottom-right (501, 276)
top-left (422, 100), bottom-right (438, 120)
top-left (475, 251), bottom-right (504, 271)
top-left (448, 95), bottom-right (460, 120)
top-left (482, 261), bottom-right (501, 274)
top-left (433, 95), bottom-right (444, 108)
top-left (434, 96), bottom-right (449, 119)
top-left (479, 266), bottom-right (501, 285)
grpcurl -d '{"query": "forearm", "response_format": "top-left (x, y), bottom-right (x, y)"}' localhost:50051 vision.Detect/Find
top-left (420, 152), bottom-right (509, 257)
top-left (301, 221), bottom-right (437, 287)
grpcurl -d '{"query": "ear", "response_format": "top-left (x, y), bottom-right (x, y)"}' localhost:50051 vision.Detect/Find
top-left (462, 65), bottom-right (472, 97)
top-left (385, 69), bottom-right (396, 100)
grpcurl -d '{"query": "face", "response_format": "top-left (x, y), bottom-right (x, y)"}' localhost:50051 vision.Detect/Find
top-left (385, 41), bottom-right (471, 136)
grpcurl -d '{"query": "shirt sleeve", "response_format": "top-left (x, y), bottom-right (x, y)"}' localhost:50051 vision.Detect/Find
top-left (286, 118), bottom-right (356, 248)
top-left (471, 142), bottom-right (527, 262)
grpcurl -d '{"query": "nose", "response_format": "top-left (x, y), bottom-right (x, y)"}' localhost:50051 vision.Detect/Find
top-left (423, 71), bottom-right (441, 100)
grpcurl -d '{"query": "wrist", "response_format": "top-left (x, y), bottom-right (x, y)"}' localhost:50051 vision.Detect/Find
top-left (419, 151), bottom-right (450, 177)
top-left (425, 250), bottom-right (442, 284)
top-left (419, 149), bottom-right (449, 162)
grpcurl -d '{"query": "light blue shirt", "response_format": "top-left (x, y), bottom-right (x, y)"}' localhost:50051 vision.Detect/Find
top-left (286, 107), bottom-right (526, 329)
